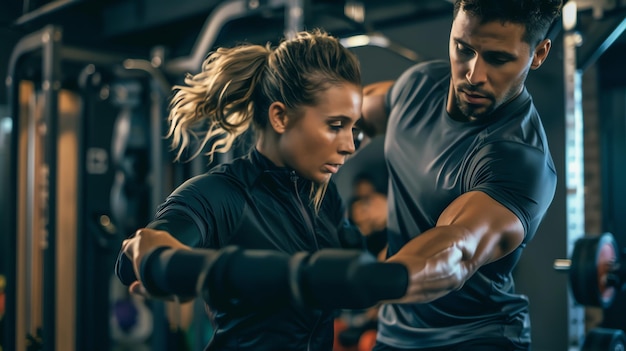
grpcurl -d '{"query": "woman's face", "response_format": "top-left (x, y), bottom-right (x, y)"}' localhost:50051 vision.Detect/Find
top-left (279, 83), bottom-right (362, 183)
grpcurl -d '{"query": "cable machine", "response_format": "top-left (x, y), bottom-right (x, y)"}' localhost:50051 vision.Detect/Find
top-left (2, 24), bottom-right (173, 351)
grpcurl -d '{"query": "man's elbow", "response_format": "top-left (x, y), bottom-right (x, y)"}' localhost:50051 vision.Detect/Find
top-left (361, 83), bottom-right (392, 137)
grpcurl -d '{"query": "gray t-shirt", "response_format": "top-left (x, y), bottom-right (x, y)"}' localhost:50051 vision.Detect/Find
top-left (378, 60), bottom-right (557, 348)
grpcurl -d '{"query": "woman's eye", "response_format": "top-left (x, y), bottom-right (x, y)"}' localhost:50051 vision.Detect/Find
top-left (456, 43), bottom-right (473, 56)
top-left (329, 122), bottom-right (343, 131)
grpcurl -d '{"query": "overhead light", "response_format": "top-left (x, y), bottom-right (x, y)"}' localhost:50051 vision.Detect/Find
top-left (563, 1), bottom-right (578, 31)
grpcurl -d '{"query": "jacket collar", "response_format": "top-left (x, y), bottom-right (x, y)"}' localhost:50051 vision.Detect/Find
top-left (250, 148), bottom-right (284, 171)
top-left (249, 148), bottom-right (309, 189)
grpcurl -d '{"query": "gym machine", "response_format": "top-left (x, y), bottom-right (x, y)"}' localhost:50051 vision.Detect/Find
top-left (4, 25), bottom-right (124, 351)
top-left (2, 24), bottom-right (177, 351)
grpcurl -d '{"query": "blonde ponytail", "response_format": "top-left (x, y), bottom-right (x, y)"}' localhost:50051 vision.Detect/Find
top-left (166, 43), bottom-right (272, 162)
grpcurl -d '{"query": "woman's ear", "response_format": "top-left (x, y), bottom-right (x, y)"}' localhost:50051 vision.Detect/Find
top-left (268, 101), bottom-right (289, 134)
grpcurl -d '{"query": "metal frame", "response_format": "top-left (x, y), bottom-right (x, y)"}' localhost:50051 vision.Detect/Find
top-left (6, 25), bottom-right (62, 351)
top-left (563, 7), bottom-right (587, 349)
top-left (164, 0), bottom-right (307, 76)
top-left (5, 25), bottom-right (127, 351)
top-left (577, 12), bottom-right (626, 72)
top-left (563, 1), bottom-right (626, 349)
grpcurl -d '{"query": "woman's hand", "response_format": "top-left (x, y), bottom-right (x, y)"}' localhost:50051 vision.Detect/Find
top-left (121, 228), bottom-right (191, 298)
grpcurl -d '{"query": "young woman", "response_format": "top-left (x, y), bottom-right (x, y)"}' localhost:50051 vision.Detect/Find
top-left (117, 29), bottom-right (363, 351)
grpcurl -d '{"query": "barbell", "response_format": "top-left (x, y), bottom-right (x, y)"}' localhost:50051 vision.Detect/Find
top-left (581, 328), bottom-right (626, 351)
top-left (553, 232), bottom-right (625, 309)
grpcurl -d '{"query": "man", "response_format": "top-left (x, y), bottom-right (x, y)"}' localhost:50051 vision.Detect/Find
top-left (359, 0), bottom-right (562, 350)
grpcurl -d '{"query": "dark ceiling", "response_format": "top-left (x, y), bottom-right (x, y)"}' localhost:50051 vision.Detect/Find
top-left (0, 0), bottom-right (462, 104)
top-left (1, 0), bottom-right (455, 58)
top-left (1, 0), bottom-right (625, 83)
top-left (3, 0), bottom-right (625, 61)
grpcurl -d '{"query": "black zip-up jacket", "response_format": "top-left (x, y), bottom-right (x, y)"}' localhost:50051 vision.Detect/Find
top-left (144, 149), bottom-right (358, 351)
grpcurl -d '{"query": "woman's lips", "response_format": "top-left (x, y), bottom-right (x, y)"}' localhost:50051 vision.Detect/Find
top-left (323, 164), bottom-right (341, 174)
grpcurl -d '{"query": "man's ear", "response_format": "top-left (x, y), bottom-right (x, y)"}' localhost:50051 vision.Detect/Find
top-left (268, 101), bottom-right (288, 134)
top-left (531, 38), bottom-right (552, 70)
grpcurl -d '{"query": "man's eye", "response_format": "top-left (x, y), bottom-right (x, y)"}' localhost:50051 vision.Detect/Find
top-left (486, 56), bottom-right (510, 65)
top-left (456, 43), bottom-right (474, 56)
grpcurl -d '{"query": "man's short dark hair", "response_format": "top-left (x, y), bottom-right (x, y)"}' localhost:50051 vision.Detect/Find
top-left (453, 0), bottom-right (563, 46)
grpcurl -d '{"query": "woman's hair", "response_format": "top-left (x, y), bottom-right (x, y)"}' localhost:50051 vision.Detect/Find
top-left (167, 28), bottom-right (361, 161)
top-left (166, 29), bottom-right (361, 211)
top-left (453, 0), bottom-right (563, 47)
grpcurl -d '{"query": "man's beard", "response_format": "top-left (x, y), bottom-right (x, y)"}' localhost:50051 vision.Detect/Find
top-left (455, 86), bottom-right (495, 120)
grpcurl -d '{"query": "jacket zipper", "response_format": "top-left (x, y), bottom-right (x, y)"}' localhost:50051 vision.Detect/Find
top-left (306, 314), bottom-right (322, 351)
top-left (290, 171), bottom-right (322, 351)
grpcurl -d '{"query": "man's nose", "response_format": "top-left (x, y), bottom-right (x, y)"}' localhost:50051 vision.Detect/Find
top-left (466, 57), bottom-right (487, 85)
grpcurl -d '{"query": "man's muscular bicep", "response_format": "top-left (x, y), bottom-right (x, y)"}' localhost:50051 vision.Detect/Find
top-left (436, 191), bottom-right (525, 266)
top-left (385, 191), bottom-right (524, 303)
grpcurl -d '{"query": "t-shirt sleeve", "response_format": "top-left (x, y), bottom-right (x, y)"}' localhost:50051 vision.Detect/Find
top-left (148, 173), bottom-right (245, 249)
top-left (385, 60), bottom-right (449, 115)
top-left (386, 63), bottom-right (426, 114)
top-left (467, 141), bottom-right (557, 243)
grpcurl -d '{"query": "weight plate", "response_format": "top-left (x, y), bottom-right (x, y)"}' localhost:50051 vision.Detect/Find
top-left (570, 233), bottom-right (618, 308)
top-left (582, 328), bottom-right (626, 351)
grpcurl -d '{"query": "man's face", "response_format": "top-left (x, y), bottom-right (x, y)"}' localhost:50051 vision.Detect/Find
top-left (448, 9), bottom-right (535, 121)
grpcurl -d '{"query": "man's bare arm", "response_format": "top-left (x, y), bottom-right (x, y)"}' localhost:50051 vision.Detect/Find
top-left (359, 81), bottom-right (395, 137)
top-left (386, 191), bottom-right (525, 303)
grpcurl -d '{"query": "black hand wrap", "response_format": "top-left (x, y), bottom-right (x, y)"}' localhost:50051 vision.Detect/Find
top-left (115, 246), bottom-right (408, 311)
top-left (115, 248), bottom-right (137, 286)
top-left (140, 247), bottom-right (217, 300)
top-left (297, 249), bottom-right (407, 309)
top-left (202, 247), bottom-right (291, 313)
